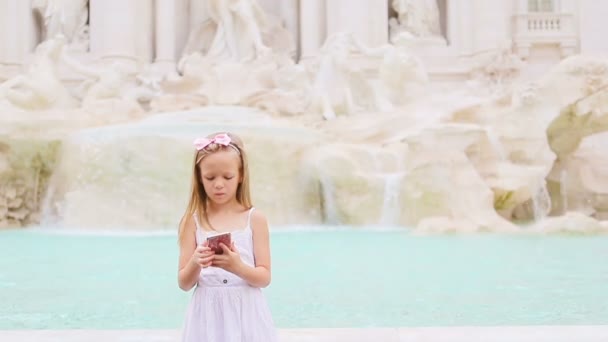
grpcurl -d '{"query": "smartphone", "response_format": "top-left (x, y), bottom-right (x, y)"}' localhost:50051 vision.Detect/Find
top-left (206, 232), bottom-right (231, 254)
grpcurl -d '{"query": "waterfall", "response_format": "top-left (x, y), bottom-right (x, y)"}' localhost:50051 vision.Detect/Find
top-left (379, 172), bottom-right (405, 226)
top-left (532, 182), bottom-right (552, 222)
top-left (319, 172), bottom-right (340, 224)
top-left (560, 169), bottom-right (569, 213)
top-left (485, 127), bottom-right (506, 161)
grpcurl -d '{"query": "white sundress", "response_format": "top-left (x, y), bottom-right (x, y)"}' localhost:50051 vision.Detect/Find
top-left (181, 208), bottom-right (278, 342)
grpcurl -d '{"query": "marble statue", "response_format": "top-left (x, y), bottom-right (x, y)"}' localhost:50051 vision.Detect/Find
top-left (182, 0), bottom-right (268, 62)
top-left (32, 0), bottom-right (89, 51)
top-left (390, 0), bottom-right (442, 38)
top-left (307, 33), bottom-right (392, 120)
top-left (471, 45), bottom-right (524, 90)
top-left (59, 51), bottom-right (161, 109)
top-left (182, 0), bottom-right (293, 63)
top-left (0, 35), bottom-right (77, 110)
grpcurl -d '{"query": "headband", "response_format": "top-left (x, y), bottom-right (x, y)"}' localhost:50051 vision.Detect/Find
top-left (193, 133), bottom-right (241, 156)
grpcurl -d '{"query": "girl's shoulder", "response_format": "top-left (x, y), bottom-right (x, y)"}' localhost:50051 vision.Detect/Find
top-left (249, 207), bottom-right (268, 223)
top-left (249, 208), bottom-right (269, 232)
top-left (179, 213), bottom-right (197, 232)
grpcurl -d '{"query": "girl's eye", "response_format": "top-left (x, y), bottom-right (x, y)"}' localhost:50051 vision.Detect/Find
top-left (205, 177), bottom-right (214, 181)
top-left (225, 176), bottom-right (234, 180)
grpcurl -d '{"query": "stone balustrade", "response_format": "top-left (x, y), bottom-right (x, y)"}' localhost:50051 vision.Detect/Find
top-left (513, 12), bottom-right (577, 58)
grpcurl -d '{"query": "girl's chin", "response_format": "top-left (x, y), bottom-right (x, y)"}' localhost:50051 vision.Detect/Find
top-left (210, 194), bottom-right (234, 203)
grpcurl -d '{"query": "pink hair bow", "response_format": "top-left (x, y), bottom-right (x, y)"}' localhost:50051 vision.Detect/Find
top-left (193, 133), bottom-right (232, 151)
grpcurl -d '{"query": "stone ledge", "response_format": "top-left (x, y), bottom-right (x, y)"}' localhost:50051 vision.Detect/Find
top-left (1, 326), bottom-right (607, 342)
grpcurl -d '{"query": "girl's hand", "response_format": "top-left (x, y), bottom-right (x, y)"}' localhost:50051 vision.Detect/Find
top-left (190, 241), bottom-right (214, 268)
top-left (211, 242), bottom-right (243, 274)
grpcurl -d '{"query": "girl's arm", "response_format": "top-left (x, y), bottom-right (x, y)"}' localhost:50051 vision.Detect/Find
top-left (235, 210), bottom-right (272, 288)
top-left (177, 216), bottom-right (203, 291)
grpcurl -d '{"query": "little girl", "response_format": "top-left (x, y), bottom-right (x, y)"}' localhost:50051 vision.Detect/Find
top-left (178, 132), bottom-right (278, 342)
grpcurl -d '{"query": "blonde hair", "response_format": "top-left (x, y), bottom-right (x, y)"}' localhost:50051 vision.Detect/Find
top-left (178, 132), bottom-right (252, 242)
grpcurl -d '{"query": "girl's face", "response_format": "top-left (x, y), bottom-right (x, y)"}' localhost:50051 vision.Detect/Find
top-left (198, 149), bottom-right (242, 205)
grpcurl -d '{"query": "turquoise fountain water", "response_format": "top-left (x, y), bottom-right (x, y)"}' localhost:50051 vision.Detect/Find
top-left (1, 228), bottom-right (607, 329)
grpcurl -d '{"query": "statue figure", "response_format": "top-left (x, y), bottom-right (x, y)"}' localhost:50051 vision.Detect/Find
top-left (59, 51), bottom-right (161, 109)
top-left (0, 35), bottom-right (77, 110)
top-left (182, 0), bottom-right (293, 62)
top-left (32, 0), bottom-right (89, 51)
top-left (182, 0), bottom-right (268, 61)
top-left (390, 0), bottom-right (442, 38)
top-left (471, 44), bottom-right (524, 90)
top-left (308, 33), bottom-right (397, 120)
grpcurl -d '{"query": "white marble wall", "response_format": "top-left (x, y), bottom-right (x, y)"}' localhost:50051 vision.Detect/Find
top-left (443, 0), bottom-right (513, 57)
top-left (326, 0), bottom-right (388, 48)
top-left (578, 0), bottom-right (608, 56)
top-left (470, 0), bottom-right (513, 53)
top-left (1, 0), bottom-right (608, 78)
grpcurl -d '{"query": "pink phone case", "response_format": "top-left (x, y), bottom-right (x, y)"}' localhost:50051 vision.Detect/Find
top-left (207, 233), bottom-right (231, 254)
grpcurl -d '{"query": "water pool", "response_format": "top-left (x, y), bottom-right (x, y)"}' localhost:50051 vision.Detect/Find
top-left (1, 229), bottom-right (607, 329)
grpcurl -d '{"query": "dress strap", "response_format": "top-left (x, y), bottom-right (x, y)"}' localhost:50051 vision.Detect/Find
top-left (246, 207), bottom-right (255, 229)
top-left (192, 213), bottom-right (204, 244)
top-left (192, 213), bottom-right (202, 231)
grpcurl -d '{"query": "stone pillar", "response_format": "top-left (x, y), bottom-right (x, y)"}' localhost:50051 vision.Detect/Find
top-left (0, 0), bottom-right (37, 68)
top-left (89, 0), bottom-right (154, 67)
top-left (299, 0), bottom-right (325, 59)
top-left (326, 0), bottom-right (388, 47)
top-left (280, 0), bottom-right (300, 58)
top-left (155, 0), bottom-right (189, 71)
top-left (447, 0), bottom-right (474, 55)
top-left (175, 0), bottom-right (191, 60)
top-left (154, 0), bottom-right (175, 69)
